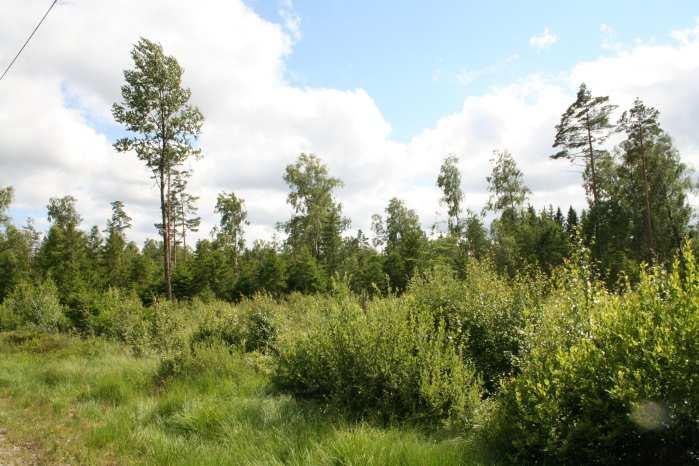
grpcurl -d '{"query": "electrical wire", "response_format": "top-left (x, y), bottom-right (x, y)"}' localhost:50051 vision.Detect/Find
top-left (0, 0), bottom-right (58, 82)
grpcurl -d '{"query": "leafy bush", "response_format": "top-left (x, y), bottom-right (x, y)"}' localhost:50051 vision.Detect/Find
top-left (86, 288), bottom-right (146, 342)
top-left (188, 294), bottom-right (278, 354)
top-left (408, 261), bottom-right (545, 391)
top-left (145, 299), bottom-right (190, 355)
top-left (188, 310), bottom-right (243, 350)
top-left (0, 279), bottom-right (67, 332)
top-left (274, 296), bottom-right (482, 427)
top-left (488, 244), bottom-right (699, 465)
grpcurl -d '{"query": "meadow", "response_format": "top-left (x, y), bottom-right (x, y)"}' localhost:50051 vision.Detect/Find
top-left (1, 245), bottom-right (697, 465)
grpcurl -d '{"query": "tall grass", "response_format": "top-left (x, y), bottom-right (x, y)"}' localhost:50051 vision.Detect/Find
top-left (0, 331), bottom-right (492, 465)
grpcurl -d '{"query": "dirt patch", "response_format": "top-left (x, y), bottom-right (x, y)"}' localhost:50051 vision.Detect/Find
top-left (0, 427), bottom-right (40, 466)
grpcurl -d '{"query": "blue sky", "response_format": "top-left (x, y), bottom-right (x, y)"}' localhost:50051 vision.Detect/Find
top-left (249, 0), bottom-right (699, 141)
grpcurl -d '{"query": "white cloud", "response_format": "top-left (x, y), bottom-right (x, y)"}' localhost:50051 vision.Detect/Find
top-left (529, 27), bottom-right (559, 51)
top-left (671, 17), bottom-right (699, 45)
top-left (0, 3), bottom-right (698, 245)
top-left (278, 0), bottom-right (301, 43)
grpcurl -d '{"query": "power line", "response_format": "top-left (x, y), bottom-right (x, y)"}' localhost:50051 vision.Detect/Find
top-left (0, 0), bottom-right (58, 82)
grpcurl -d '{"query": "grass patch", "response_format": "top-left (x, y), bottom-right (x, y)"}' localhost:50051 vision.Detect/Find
top-left (0, 331), bottom-right (493, 465)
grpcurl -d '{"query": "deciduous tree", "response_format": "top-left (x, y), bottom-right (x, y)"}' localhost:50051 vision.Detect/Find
top-left (112, 38), bottom-right (204, 300)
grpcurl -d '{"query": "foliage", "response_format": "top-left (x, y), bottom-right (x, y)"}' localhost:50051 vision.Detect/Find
top-left (488, 243), bottom-right (699, 465)
top-left (437, 155), bottom-right (464, 237)
top-left (0, 279), bottom-right (67, 332)
top-left (282, 153), bottom-right (349, 275)
top-left (551, 82), bottom-right (617, 205)
top-left (188, 294), bottom-right (279, 355)
top-left (274, 296), bottom-right (482, 427)
top-left (214, 191), bottom-right (248, 258)
top-left (377, 198), bottom-right (428, 291)
top-left (85, 287), bottom-right (146, 343)
top-left (0, 331), bottom-right (490, 466)
top-left (112, 37), bottom-right (204, 300)
top-left (484, 149), bottom-right (530, 216)
top-left (408, 261), bottom-right (545, 392)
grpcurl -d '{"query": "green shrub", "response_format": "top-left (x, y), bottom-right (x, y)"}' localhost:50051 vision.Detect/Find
top-left (145, 299), bottom-right (190, 356)
top-left (274, 296), bottom-right (482, 427)
top-left (188, 310), bottom-right (244, 350)
top-left (244, 308), bottom-right (277, 352)
top-left (488, 244), bottom-right (699, 465)
top-left (0, 279), bottom-right (67, 332)
top-left (187, 294), bottom-right (279, 352)
top-left (156, 340), bottom-right (259, 381)
top-left (407, 261), bottom-right (545, 391)
top-left (86, 288), bottom-right (146, 342)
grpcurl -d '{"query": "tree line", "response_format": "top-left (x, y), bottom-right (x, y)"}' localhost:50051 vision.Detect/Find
top-left (0, 38), bottom-right (695, 307)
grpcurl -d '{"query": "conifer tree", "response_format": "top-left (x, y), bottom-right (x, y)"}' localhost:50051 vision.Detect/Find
top-left (616, 99), bottom-right (662, 258)
top-left (551, 83), bottom-right (616, 206)
top-left (103, 201), bottom-right (133, 288)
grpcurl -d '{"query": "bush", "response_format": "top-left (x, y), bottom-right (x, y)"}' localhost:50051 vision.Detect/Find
top-left (407, 261), bottom-right (545, 392)
top-left (86, 288), bottom-right (146, 342)
top-left (274, 296), bottom-right (482, 427)
top-left (188, 309), bottom-right (243, 350)
top-left (0, 279), bottom-right (67, 332)
top-left (188, 294), bottom-right (278, 354)
top-left (145, 299), bottom-right (190, 356)
top-left (488, 244), bottom-right (699, 465)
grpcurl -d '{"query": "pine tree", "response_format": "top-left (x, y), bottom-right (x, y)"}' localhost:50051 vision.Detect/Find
top-left (551, 83), bottom-right (616, 206)
top-left (616, 99), bottom-right (662, 258)
top-left (170, 171), bottom-right (200, 262)
top-left (103, 201), bottom-right (133, 288)
top-left (565, 206), bottom-right (579, 234)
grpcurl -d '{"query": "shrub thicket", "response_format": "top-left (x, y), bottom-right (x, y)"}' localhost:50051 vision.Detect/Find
top-left (86, 288), bottom-right (146, 342)
top-left (0, 279), bottom-right (67, 332)
top-left (274, 296), bottom-right (482, 427)
top-left (488, 245), bottom-right (699, 465)
top-left (188, 294), bottom-right (279, 353)
top-left (408, 260), bottom-right (544, 391)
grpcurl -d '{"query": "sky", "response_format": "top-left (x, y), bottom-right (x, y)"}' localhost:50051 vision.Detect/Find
top-left (1, 0), bottom-right (698, 245)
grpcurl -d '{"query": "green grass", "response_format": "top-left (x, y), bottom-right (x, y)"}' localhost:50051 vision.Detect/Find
top-left (0, 331), bottom-right (492, 465)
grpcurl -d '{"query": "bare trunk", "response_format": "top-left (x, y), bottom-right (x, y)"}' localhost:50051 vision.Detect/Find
top-left (181, 205), bottom-right (187, 262)
top-left (665, 202), bottom-right (682, 250)
top-left (168, 172), bottom-right (176, 269)
top-left (160, 171), bottom-right (172, 300)
top-left (159, 89), bottom-right (173, 300)
top-left (585, 113), bottom-right (599, 207)
top-left (639, 130), bottom-right (655, 260)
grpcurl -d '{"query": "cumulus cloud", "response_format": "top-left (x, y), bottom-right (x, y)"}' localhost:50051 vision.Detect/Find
top-left (0, 2), bottom-right (698, 245)
top-left (529, 27), bottom-right (559, 51)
